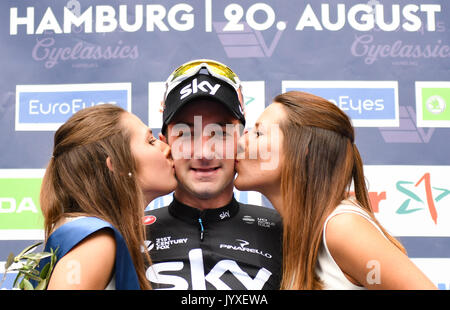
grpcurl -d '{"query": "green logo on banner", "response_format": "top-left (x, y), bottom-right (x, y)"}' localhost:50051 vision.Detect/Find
top-left (0, 178), bottom-right (43, 230)
top-left (422, 88), bottom-right (450, 121)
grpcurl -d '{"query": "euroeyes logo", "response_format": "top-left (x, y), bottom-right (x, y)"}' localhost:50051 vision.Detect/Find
top-left (282, 81), bottom-right (399, 127)
top-left (15, 83), bottom-right (131, 131)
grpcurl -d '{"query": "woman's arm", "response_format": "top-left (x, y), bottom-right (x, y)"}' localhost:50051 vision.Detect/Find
top-left (47, 229), bottom-right (116, 290)
top-left (325, 212), bottom-right (437, 290)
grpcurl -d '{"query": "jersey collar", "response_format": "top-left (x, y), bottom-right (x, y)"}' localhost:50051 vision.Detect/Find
top-left (168, 196), bottom-right (240, 224)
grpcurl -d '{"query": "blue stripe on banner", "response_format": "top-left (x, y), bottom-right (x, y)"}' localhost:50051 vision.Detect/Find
top-left (398, 237), bottom-right (450, 258)
top-left (0, 240), bottom-right (44, 257)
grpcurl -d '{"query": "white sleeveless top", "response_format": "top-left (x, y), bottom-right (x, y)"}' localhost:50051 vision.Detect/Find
top-left (315, 201), bottom-right (386, 290)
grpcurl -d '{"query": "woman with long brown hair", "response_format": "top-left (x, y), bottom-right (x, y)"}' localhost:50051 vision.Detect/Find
top-left (235, 91), bottom-right (436, 289)
top-left (39, 104), bottom-right (177, 289)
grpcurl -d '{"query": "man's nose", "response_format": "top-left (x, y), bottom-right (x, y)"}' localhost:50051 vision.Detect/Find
top-left (193, 135), bottom-right (216, 160)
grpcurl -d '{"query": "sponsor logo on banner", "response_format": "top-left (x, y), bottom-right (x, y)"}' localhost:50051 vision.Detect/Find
top-left (213, 22), bottom-right (285, 58)
top-left (415, 81), bottom-right (450, 128)
top-left (282, 81), bottom-right (399, 127)
top-left (0, 170), bottom-right (45, 238)
top-left (378, 106), bottom-right (435, 143)
top-left (15, 83), bottom-right (131, 131)
top-left (148, 81), bottom-right (265, 129)
top-left (364, 165), bottom-right (450, 236)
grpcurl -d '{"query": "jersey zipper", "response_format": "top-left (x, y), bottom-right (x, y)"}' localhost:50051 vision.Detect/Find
top-left (198, 218), bottom-right (204, 241)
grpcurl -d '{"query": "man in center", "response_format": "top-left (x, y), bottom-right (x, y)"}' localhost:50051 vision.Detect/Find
top-left (144, 59), bottom-right (282, 290)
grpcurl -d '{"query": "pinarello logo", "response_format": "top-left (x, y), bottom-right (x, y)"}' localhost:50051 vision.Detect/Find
top-left (143, 215), bottom-right (157, 225)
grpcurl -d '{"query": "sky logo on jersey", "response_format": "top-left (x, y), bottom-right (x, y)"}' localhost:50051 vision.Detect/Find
top-left (148, 81), bottom-right (265, 130)
top-left (282, 81), bottom-right (399, 127)
top-left (16, 83), bottom-right (131, 131)
top-left (0, 170), bottom-right (44, 232)
top-left (415, 81), bottom-right (450, 128)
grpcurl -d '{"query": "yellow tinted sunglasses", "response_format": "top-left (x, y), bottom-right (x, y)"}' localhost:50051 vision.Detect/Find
top-left (164, 59), bottom-right (242, 100)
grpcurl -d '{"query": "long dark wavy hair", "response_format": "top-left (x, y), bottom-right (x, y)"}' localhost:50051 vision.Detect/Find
top-left (274, 91), bottom-right (406, 289)
top-left (40, 104), bottom-right (151, 289)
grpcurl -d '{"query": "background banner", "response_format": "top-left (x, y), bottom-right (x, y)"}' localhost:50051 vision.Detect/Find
top-left (0, 0), bottom-right (449, 289)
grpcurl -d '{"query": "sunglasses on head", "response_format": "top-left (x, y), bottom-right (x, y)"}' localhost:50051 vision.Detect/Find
top-left (163, 59), bottom-right (243, 102)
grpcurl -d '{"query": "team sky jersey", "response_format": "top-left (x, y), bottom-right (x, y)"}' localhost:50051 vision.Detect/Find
top-left (143, 196), bottom-right (283, 290)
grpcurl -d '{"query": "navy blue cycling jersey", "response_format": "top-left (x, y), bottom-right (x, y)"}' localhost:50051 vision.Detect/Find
top-left (144, 196), bottom-right (283, 290)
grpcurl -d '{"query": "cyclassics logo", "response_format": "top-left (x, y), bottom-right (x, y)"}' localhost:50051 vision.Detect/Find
top-left (282, 80), bottom-right (399, 127)
top-left (15, 83), bottom-right (131, 131)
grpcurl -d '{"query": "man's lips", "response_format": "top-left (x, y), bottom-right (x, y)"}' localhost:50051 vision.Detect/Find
top-left (190, 166), bottom-right (221, 178)
top-left (190, 167), bottom-right (220, 172)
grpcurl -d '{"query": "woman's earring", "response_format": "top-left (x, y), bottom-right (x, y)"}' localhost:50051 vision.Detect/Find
top-left (128, 172), bottom-right (132, 177)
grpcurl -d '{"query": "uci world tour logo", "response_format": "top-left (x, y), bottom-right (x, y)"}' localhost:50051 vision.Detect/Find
top-left (396, 172), bottom-right (450, 225)
top-left (378, 105), bottom-right (435, 143)
top-left (213, 21), bottom-right (285, 58)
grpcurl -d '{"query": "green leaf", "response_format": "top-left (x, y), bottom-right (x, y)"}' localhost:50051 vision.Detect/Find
top-left (21, 278), bottom-right (34, 290)
top-left (16, 242), bottom-right (43, 259)
top-left (40, 262), bottom-right (51, 279)
top-left (12, 273), bottom-right (22, 288)
top-left (1, 253), bottom-right (15, 286)
top-left (35, 278), bottom-right (48, 290)
top-left (4, 242), bottom-right (58, 290)
top-left (17, 270), bottom-right (42, 282)
top-left (22, 252), bottom-right (53, 262)
top-left (5, 253), bottom-right (15, 270)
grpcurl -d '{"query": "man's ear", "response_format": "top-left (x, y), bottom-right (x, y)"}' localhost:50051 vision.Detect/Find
top-left (106, 157), bottom-right (114, 172)
top-left (159, 132), bottom-right (167, 143)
